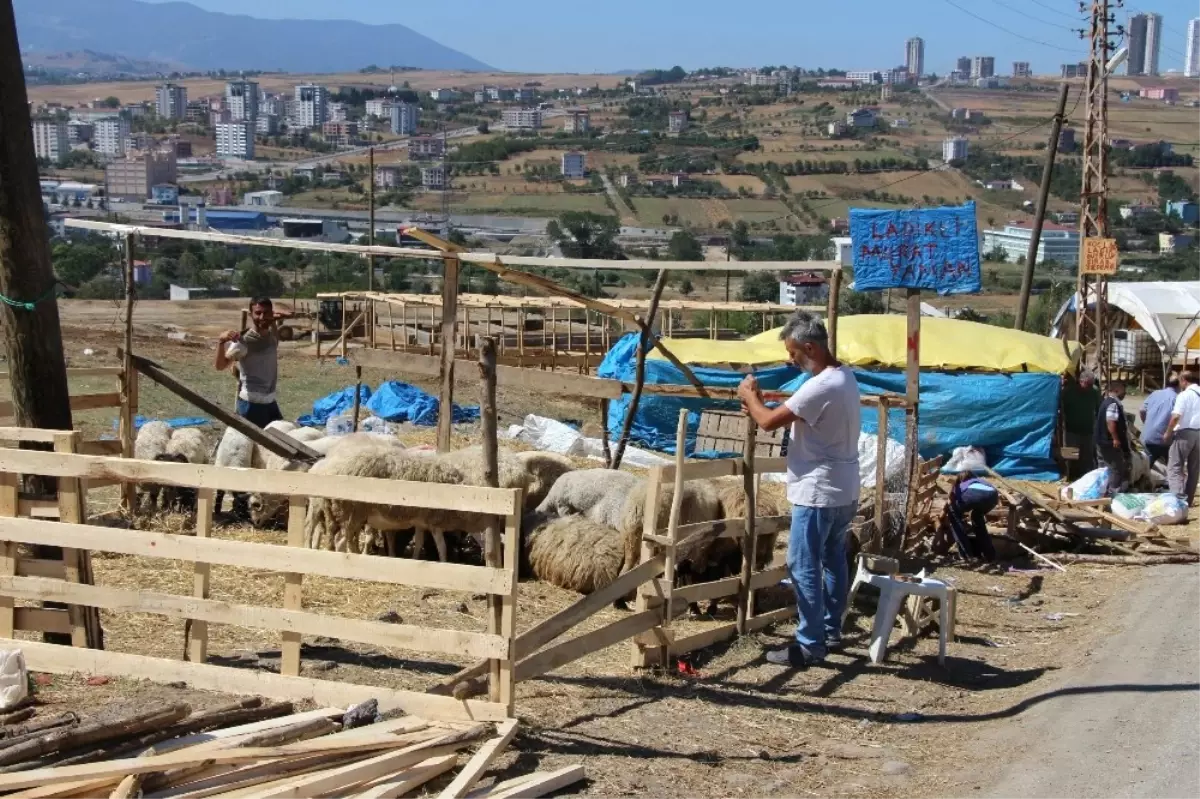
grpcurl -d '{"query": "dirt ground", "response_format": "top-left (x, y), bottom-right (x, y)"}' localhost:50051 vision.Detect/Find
top-left (7, 303), bottom-right (1194, 796)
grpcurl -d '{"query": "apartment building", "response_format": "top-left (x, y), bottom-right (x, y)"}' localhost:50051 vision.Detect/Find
top-left (66, 120), bottom-right (93, 145)
top-left (955, 56), bottom-right (971, 74)
top-left (502, 107), bottom-right (542, 130)
top-left (1187, 18), bottom-right (1200, 78)
top-left (563, 109), bottom-right (590, 134)
top-left (32, 118), bottom-right (69, 162)
top-left (374, 165), bottom-right (407, 189)
top-left (93, 117), bottom-right (131, 157)
top-left (391, 102), bottom-right (419, 135)
top-left (982, 221), bottom-right (1079, 266)
top-left (215, 121), bottom-right (255, 159)
top-left (942, 136), bottom-right (968, 162)
top-left (971, 56), bottom-right (995, 79)
top-left (104, 149), bottom-right (177, 201)
top-left (327, 102), bottom-right (348, 123)
top-left (407, 135), bottom-right (444, 160)
top-left (667, 110), bottom-right (689, 134)
top-left (155, 84), bottom-right (187, 119)
top-left (846, 70), bottom-right (883, 85)
top-left (225, 80), bottom-right (259, 122)
top-left (184, 100), bottom-right (210, 124)
top-left (421, 165), bottom-right (446, 189)
top-left (905, 37), bottom-right (924, 79)
top-left (321, 121), bottom-right (359, 147)
top-left (294, 84), bottom-right (328, 129)
top-left (561, 151), bottom-right (585, 179)
top-left (365, 98), bottom-right (393, 118)
top-left (256, 114), bottom-right (279, 135)
top-left (1012, 61), bottom-right (1032, 78)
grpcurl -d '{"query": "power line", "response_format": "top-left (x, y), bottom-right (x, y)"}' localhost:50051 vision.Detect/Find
top-left (940, 0), bottom-right (1087, 53)
top-left (1021, 0), bottom-right (1085, 21)
top-left (987, 0), bottom-right (1081, 31)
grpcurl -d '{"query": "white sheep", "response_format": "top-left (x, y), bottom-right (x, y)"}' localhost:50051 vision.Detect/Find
top-left (533, 468), bottom-right (641, 525)
top-left (154, 427), bottom-right (211, 513)
top-left (212, 427), bottom-right (254, 515)
top-left (247, 433), bottom-right (405, 528)
top-left (133, 421), bottom-right (172, 513)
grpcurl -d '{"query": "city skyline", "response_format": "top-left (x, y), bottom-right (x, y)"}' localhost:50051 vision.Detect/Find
top-left (135, 0), bottom-right (1200, 75)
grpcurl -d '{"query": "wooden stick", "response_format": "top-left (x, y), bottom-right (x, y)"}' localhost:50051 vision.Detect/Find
top-left (736, 415), bottom-right (757, 635)
top-left (872, 398), bottom-right (889, 553)
top-left (485, 765), bottom-right (585, 799)
top-left (1016, 542), bottom-right (1067, 572)
top-left (437, 255), bottom-right (460, 453)
top-left (435, 719), bottom-right (517, 799)
top-left (611, 270), bottom-right (669, 470)
top-left (352, 754), bottom-right (459, 799)
top-left (0, 704), bottom-right (190, 768)
top-left (351, 366), bottom-right (363, 433)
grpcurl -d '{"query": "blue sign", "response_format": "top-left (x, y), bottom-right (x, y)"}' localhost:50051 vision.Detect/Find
top-left (849, 202), bottom-right (982, 295)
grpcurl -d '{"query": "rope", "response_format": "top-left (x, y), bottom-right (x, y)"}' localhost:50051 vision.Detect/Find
top-left (0, 282), bottom-right (60, 311)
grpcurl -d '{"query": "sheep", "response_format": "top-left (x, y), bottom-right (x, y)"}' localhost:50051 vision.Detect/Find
top-left (617, 479), bottom-right (723, 575)
top-left (133, 421), bottom-right (172, 513)
top-left (211, 427), bottom-right (254, 516)
top-left (514, 451), bottom-right (576, 511)
top-left (304, 445), bottom-right (464, 556)
top-left (153, 428), bottom-right (210, 514)
top-left (247, 433), bottom-right (405, 528)
top-left (533, 468), bottom-right (641, 522)
top-left (524, 515), bottom-right (624, 594)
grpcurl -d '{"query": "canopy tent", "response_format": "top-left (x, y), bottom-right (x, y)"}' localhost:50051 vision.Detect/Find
top-left (607, 315), bottom-right (1069, 479)
top-left (649, 314), bottom-right (1078, 374)
top-left (1051, 281), bottom-right (1200, 366)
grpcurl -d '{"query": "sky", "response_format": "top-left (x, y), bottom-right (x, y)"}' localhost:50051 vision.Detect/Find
top-left (141, 0), bottom-right (1200, 74)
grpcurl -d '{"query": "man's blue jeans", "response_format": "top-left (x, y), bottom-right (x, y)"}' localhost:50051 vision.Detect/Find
top-left (786, 502), bottom-right (856, 658)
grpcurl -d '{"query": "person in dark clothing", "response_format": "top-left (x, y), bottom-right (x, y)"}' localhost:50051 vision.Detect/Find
top-left (1061, 370), bottom-right (1101, 479)
top-left (1095, 380), bottom-right (1131, 496)
top-left (947, 473), bottom-right (999, 562)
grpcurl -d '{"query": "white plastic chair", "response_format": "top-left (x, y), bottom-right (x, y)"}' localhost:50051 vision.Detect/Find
top-left (844, 555), bottom-right (957, 665)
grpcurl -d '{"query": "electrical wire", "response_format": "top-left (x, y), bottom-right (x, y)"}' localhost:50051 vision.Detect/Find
top-left (988, 0), bottom-right (1082, 31)
top-left (1021, 0), bottom-right (1084, 21)
top-left (940, 0), bottom-right (1088, 54)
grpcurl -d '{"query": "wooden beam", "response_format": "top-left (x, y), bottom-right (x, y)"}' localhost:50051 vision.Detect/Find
top-left (513, 610), bottom-right (660, 683)
top-left (4, 639), bottom-right (510, 725)
top-left (65, 220), bottom-right (834, 271)
top-left (354, 754), bottom-right (461, 799)
top-left (438, 255), bottom-right (459, 453)
top-left (0, 446), bottom-right (519, 516)
top-left (120, 350), bottom-right (320, 463)
top-left (435, 719), bottom-right (517, 799)
top-left (0, 515), bottom-right (514, 595)
top-left (0, 392), bottom-right (121, 418)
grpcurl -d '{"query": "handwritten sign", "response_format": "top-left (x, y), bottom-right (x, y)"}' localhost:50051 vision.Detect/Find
top-left (1081, 237), bottom-right (1118, 275)
top-left (849, 202), bottom-right (982, 295)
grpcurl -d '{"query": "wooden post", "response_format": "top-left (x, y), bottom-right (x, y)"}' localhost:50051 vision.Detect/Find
top-left (0, 1), bottom-right (74, 443)
top-left (0, 470), bottom-right (17, 640)
top-left (826, 267), bottom-right (842, 359)
top-left (611, 269), bottom-right (669, 470)
top-left (339, 301), bottom-right (348, 359)
top-left (437, 255), bottom-right (460, 453)
top-left (52, 431), bottom-right (101, 649)
top-left (187, 488), bottom-right (214, 664)
top-left (736, 415), bottom-right (757, 634)
top-left (584, 309), bottom-right (592, 372)
top-left (872, 398), bottom-right (889, 553)
top-left (1016, 82), bottom-right (1070, 331)
top-left (351, 365), bottom-right (363, 433)
top-left (478, 339), bottom-right (514, 707)
top-left (600, 399), bottom-right (612, 467)
top-left (119, 234), bottom-right (137, 513)
top-left (388, 302), bottom-right (396, 351)
top-left (367, 147), bottom-right (375, 294)
top-left (659, 410), bottom-right (689, 668)
top-left (281, 495), bottom-right (306, 677)
top-left (630, 465), bottom-right (664, 669)
top-left (903, 289), bottom-right (921, 540)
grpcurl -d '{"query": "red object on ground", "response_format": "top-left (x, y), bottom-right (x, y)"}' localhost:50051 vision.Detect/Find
top-left (676, 659), bottom-right (699, 677)
top-left (85, 676), bottom-right (111, 686)
top-left (34, 674), bottom-right (52, 687)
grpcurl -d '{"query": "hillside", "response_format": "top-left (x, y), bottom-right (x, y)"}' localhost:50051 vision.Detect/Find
top-left (22, 49), bottom-right (182, 76)
top-left (13, 0), bottom-right (493, 73)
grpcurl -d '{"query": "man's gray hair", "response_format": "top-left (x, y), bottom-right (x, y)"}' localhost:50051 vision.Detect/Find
top-left (780, 311), bottom-right (828, 345)
top-left (1078, 369), bottom-right (1095, 385)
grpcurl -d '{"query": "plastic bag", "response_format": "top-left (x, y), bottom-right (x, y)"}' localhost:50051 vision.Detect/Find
top-left (1112, 493), bottom-right (1188, 525)
top-left (1060, 467), bottom-right (1108, 501)
top-left (0, 649), bottom-right (28, 710)
top-left (943, 446), bottom-right (988, 474)
top-left (324, 415), bottom-right (354, 437)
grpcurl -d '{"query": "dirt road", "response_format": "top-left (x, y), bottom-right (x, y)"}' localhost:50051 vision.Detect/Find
top-left (978, 565), bottom-right (1200, 798)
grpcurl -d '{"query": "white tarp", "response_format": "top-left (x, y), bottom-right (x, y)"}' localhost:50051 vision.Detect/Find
top-left (1053, 281), bottom-right (1200, 363)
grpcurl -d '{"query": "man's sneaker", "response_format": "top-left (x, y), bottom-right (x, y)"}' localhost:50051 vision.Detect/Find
top-left (765, 645), bottom-right (824, 668)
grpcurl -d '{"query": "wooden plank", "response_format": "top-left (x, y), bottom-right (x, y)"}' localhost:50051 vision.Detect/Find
top-left (281, 496), bottom-right (305, 677)
top-left (0, 472), bottom-right (16, 639)
top-left (663, 621), bottom-right (738, 659)
top-left (53, 433), bottom-right (91, 649)
top-left (437, 256), bottom-right (459, 453)
top-left (0, 577), bottom-right (509, 660)
top-left (78, 439), bottom-right (123, 456)
top-left (353, 754), bottom-right (460, 799)
top-left (7, 639), bottom-right (509, 723)
top-left (0, 447), bottom-right (518, 516)
top-left (14, 607), bottom-right (70, 634)
top-left (737, 418), bottom-right (757, 634)
top-left (483, 766), bottom-right (586, 799)
top-left (514, 611), bottom-right (660, 683)
top-left (630, 466), bottom-right (666, 669)
top-left (659, 459), bottom-right (740, 483)
top-left (189, 489), bottom-right (214, 664)
top-left (651, 576), bottom-right (741, 604)
top-left (745, 605), bottom-right (796, 633)
top-left (0, 516), bottom-right (514, 595)
top-left (0, 393), bottom-right (121, 419)
top-left (15, 558), bottom-right (65, 579)
top-left (0, 367), bottom-right (125, 378)
top-left (748, 564), bottom-right (788, 592)
top-left (435, 720), bottom-right (518, 799)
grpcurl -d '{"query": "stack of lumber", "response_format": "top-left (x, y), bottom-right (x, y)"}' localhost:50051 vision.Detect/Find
top-left (0, 698), bottom-right (584, 798)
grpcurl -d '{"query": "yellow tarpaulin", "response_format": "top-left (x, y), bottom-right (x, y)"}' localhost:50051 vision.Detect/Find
top-left (649, 314), bottom-right (1077, 374)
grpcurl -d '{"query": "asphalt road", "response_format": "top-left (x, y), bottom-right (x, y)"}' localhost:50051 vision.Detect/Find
top-left (983, 564), bottom-right (1200, 798)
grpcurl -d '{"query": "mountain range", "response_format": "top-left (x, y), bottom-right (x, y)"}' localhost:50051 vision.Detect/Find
top-left (14, 0), bottom-right (493, 73)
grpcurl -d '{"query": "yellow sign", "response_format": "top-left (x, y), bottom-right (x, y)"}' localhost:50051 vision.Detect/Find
top-left (1081, 237), bottom-right (1118, 275)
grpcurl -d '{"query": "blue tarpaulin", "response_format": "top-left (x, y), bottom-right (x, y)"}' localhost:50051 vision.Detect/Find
top-left (297, 382), bottom-right (480, 428)
top-left (849, 202), bottom-right (982, 295)
top-left (600, 332), bottom-right (1060, 480)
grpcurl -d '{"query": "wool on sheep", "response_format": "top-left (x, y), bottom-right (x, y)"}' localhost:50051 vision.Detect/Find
top-left (525, 515), bottom-right (625, 595)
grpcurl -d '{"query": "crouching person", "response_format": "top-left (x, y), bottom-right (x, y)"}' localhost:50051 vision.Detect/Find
top-left (947, 473), bottom-right (998, 563)
top-left (738, 312), bottom-right (861, 669)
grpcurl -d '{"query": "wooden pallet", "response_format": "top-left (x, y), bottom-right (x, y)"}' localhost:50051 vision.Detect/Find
top-left (695, 410), bottom-right (788, 457)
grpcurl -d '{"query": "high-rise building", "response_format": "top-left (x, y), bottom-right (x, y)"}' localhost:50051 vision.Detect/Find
top-left (32, 118), bottom-right (69, 162)
top-left (93, 117), bottom-right (131, 157)
top-left (104, 149), bottom-right (177, 201)
top-left (225, 80), bottom-right (259, 122)
top-left (215, 121), bottom-right (255, 159)
top-left (391, 102), bottom-right (419, 135)
top-left (905, 37), bottom-right (924, 80)
top-left (294, 84), bottom-right (328, 129)
top-left (971, 56), bottom-right (995, 79)
top-left (1012, 61), bottom-right (1032, 78)
top-left (1144, 12), bottom-right (1163, 75)
top-left (955, 56), bottom-right (972, 75)
top-left (1187, 18), bottom-right (1200, 78)
top-left (942, 136), bottom-right (968, 163)
top-left (155, 84), bottom-right (187, 120)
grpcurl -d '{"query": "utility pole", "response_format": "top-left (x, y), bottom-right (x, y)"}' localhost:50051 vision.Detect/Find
top-left (0, 0), bottom-right (73, 434)
top-left (367, 146), bottom-right (375, 292)
top-left (1076, 0), bottom-right (1120, 381)
top-left (1015, 82), bottom-right (1071, 331)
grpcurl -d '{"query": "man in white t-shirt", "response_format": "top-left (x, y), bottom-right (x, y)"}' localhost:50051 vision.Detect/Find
top-left (1163, 369), bottom-right (1200, 506)
top-left (738, 311), bottom-right (861, 668)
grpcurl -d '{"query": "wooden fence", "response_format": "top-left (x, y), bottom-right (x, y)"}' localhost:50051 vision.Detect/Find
top-left (0, 432), bottom-right (522, 722)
